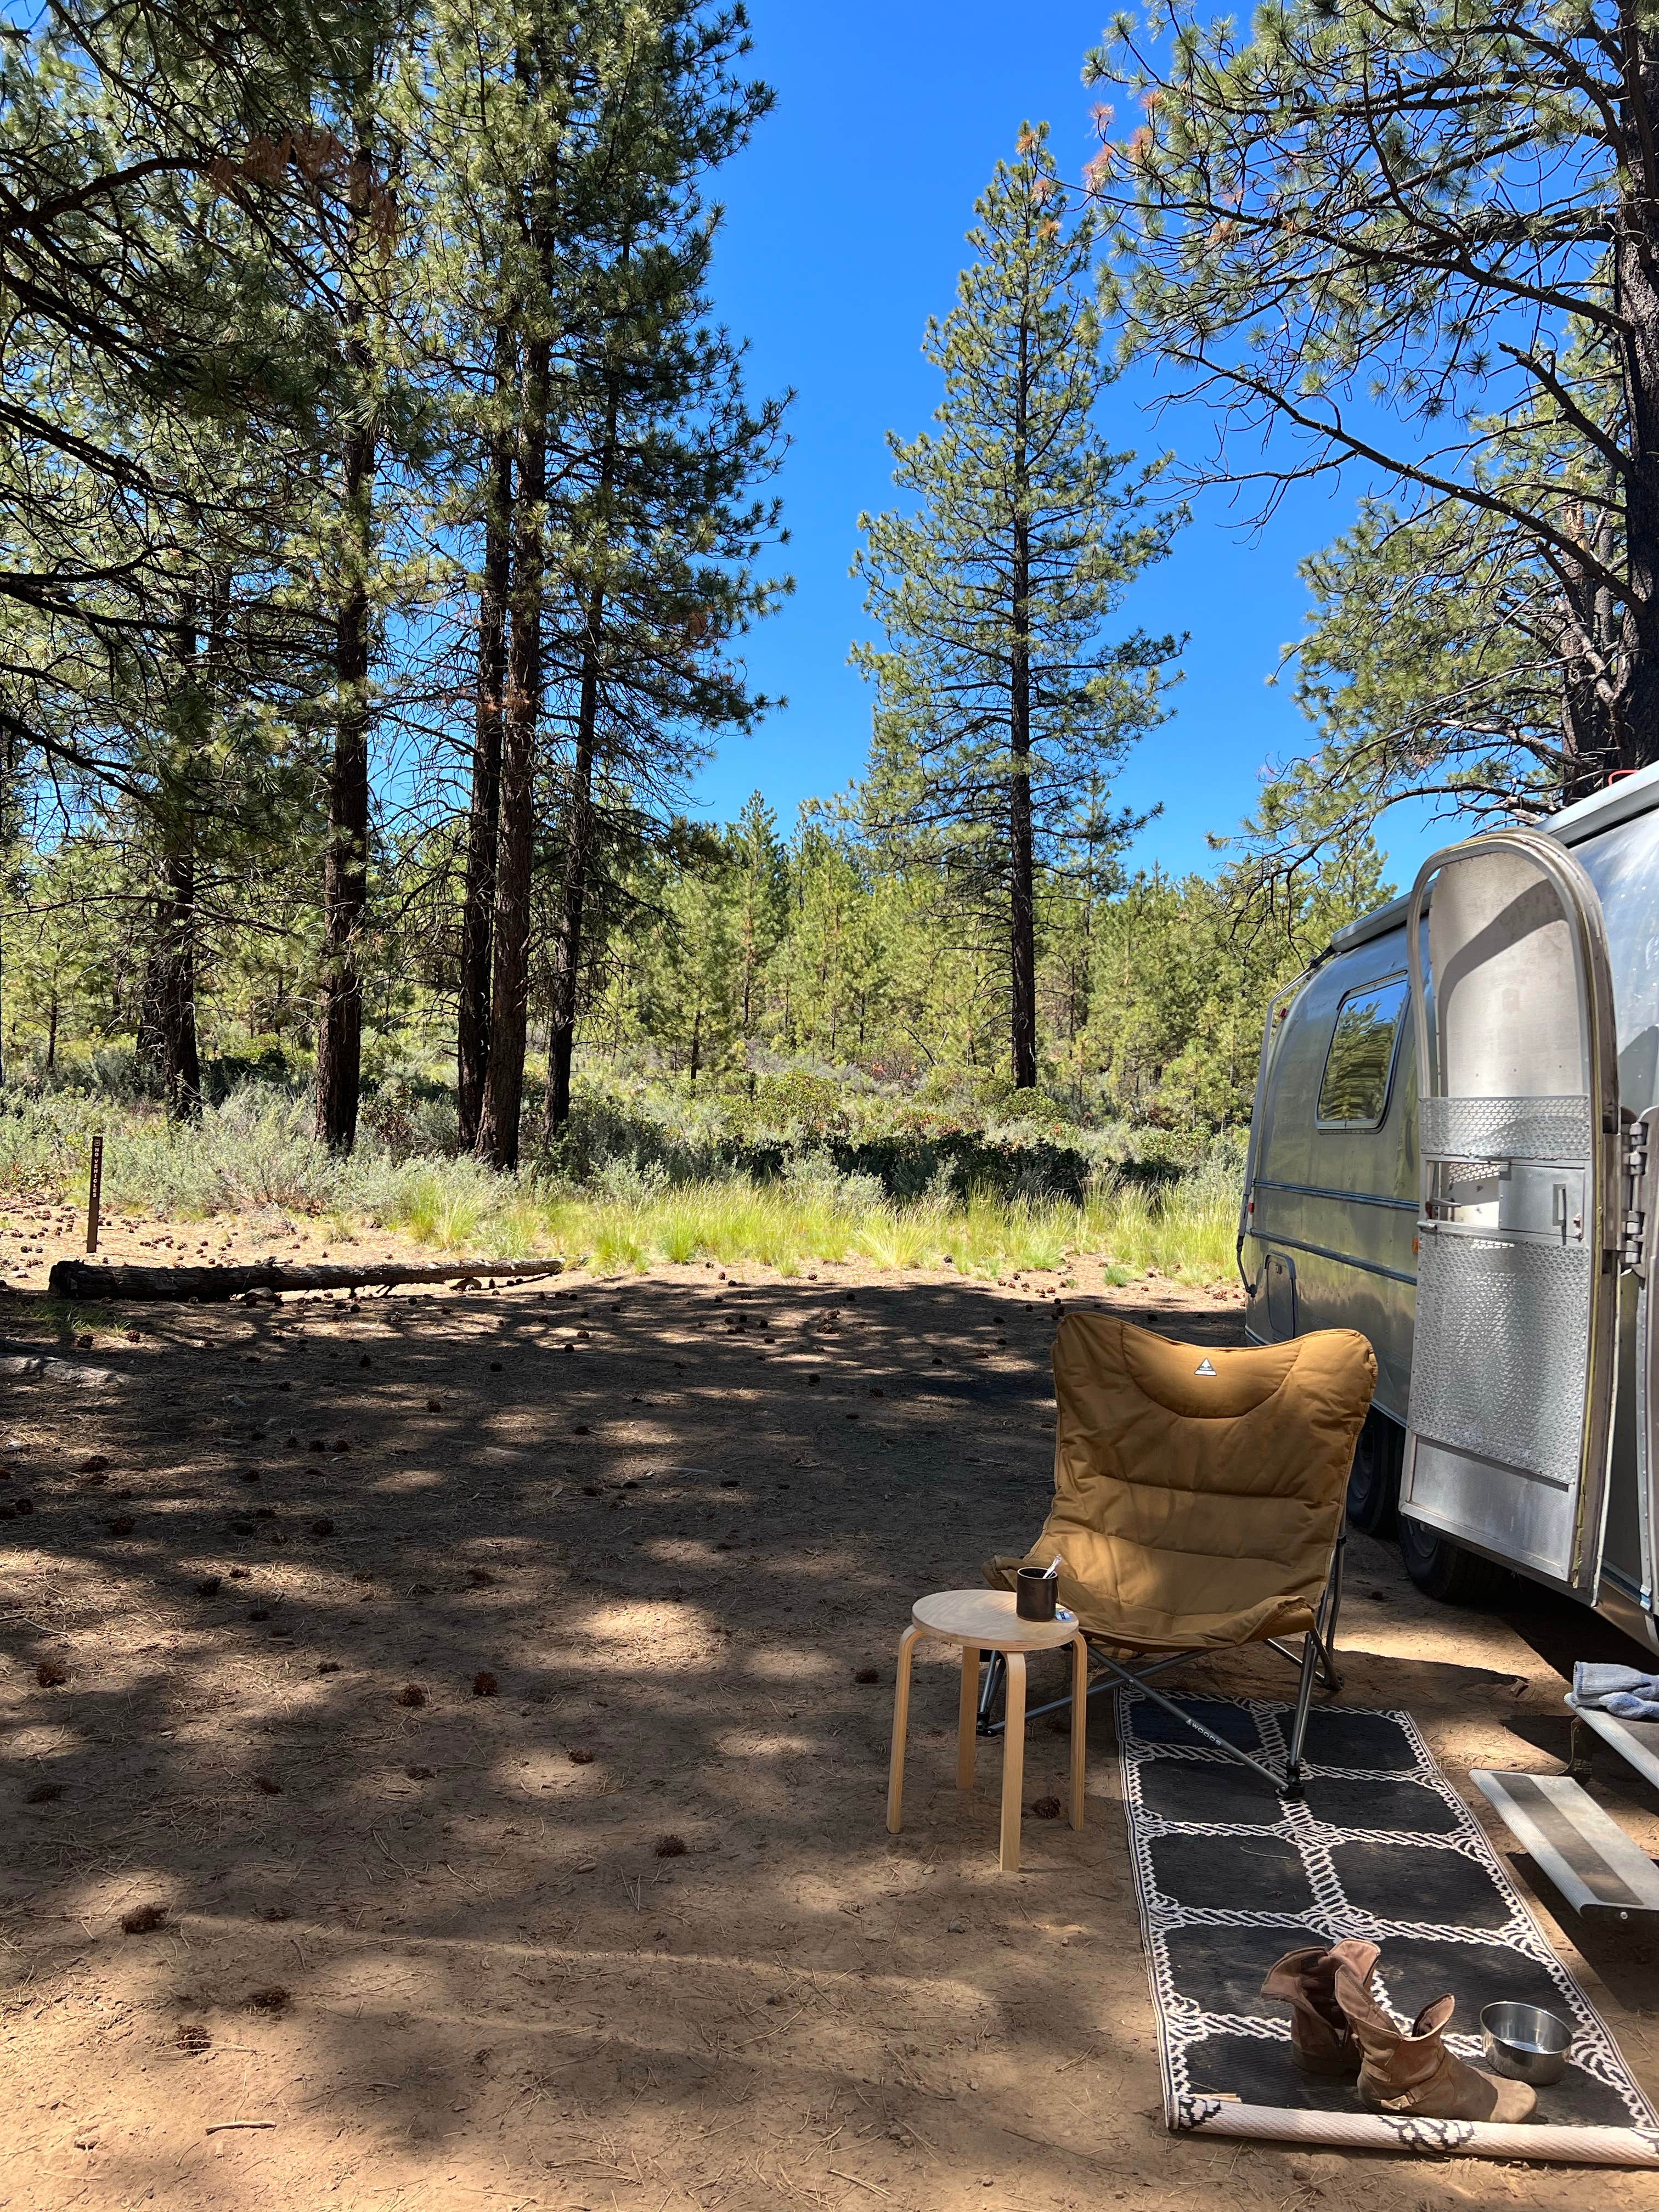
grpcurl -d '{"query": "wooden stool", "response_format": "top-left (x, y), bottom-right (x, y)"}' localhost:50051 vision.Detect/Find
top-left (886, 1588), bottom-right (1088, 1872)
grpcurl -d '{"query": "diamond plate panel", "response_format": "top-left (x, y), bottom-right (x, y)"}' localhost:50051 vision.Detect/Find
top-left (1407, 1233), bottom-right (1590, 1486)
top-left (1419, 1094), bottom-right (1592, 1165)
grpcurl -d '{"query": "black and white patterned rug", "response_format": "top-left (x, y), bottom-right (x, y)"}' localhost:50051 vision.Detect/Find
top-left (1118, 1690), bottom-right (1659, 2164)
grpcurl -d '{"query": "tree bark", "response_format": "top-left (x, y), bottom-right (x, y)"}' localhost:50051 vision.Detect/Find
top-left (458, 415), bottom-right (514, 1149)
top-left (542, 661), bottom-right (595, 1132)
top-left (316, 121), bottom-right (380, 1155)
top-left (50, 1256), bottom-right (565, 1302)
top-left (155, 840), bottom-right (202, 1115)
top-left (138, 847), bottom-right (202, 1115)
top-left (137, 952), bottom-right (167, 1087)
top-left (1617, 194), bottom-right (1659, 774)
top-left (475, 332), bottom-right (550, 1172)
top-left (140, 604), bottom-right (205, 1119)
top-left (1008, 313), bottom-right (1037, 1091)
top-left (544, 374), bottom-right (620, 1135)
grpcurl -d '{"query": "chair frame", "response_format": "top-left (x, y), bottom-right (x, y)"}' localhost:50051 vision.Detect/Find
top-left (977, 1532), bottom-right (1347, 1802)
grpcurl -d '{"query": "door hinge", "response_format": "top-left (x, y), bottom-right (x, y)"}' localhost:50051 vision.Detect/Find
top-left (1623, 1121), bottom-right (1651, 1271)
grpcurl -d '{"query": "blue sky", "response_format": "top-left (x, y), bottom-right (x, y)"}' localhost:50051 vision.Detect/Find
top-left (692, 0), bottom-right (1445, 898)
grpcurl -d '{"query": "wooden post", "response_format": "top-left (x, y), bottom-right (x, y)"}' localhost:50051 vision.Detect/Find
top-left (86, 1133), bottom-right (103, 1254)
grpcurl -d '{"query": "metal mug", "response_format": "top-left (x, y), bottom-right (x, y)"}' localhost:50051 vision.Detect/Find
top-left (1015, 1566), bottom-right (1058, 1622)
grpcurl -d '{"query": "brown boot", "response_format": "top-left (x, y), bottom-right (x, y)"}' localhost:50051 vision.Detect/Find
top-left (1333, 1950), bottom-right (1537, 2123)
top-left (1261, 1943), bottom-right (1367, 2076)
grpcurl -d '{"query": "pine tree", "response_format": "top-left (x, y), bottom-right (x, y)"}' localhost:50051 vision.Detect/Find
top-left (1182, 329), bottom-right (1626, 893)
top-left (535, 4), bottom-right (787, 1142)
top-left (0, 0), bottom-right (325, 766)
top-left (310, 13), bottom-right (413, 1155)
top-left (416, 0), bottom-right (541, 1150)
top-left (1090, 0), bottom-right (1659, 789)
top-left (456, 340), bottom-right (515, 1151)
top-left (722, 793), bottom-right (788, 1056)
top-left (457, 0), bottom-right (575, 1174)
top-left (854, 123), bottom-right (1179, 1090)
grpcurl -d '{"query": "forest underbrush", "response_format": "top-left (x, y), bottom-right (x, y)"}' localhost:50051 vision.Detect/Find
top-left (0, 1079), bottom-right (1243, 1285)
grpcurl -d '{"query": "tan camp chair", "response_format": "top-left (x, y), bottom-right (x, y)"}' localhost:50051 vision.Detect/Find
top-left (983, 1314), bottom-right (1376, 1801)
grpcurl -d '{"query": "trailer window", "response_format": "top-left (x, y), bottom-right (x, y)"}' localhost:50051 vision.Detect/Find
top-left (1317, 977), bottom-right (1408, 1127)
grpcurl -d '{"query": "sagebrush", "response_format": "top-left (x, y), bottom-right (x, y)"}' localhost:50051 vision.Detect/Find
top-left (0, 1081), bottom-right (1243, 1284)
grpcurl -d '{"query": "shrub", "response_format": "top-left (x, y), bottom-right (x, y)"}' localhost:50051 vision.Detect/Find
top-left (0, 1073), bottom-right (1243, 1286)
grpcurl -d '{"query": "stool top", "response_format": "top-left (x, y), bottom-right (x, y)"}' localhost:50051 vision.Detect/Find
top-left (911, 1587), bottom-right (1080, 1650)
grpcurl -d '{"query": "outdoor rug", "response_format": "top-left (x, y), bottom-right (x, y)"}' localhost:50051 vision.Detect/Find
top-left (1118, 1689), bottom-right (1659, 2164)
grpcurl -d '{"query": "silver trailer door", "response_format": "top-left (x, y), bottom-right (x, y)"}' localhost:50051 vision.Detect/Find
top-left (1402, 829), bottom-right (1620, 1593)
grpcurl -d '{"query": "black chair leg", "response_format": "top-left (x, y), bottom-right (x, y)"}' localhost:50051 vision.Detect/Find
top-left (1280, 1628), bottom-right (1322, 1801)
top-left (1318, 1535), bottom-right (1347, 1693)
top-left (976, 1650), bottom-right (1006, 1736)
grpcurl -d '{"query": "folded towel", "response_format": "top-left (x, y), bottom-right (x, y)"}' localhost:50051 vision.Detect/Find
top-left (1602, 1692), bottom-right (1659, 1719)
top-left (1575, 1663), bottom-right (1651, 1699)
top-left (1567, 1660), bottom-right (1659, 1722)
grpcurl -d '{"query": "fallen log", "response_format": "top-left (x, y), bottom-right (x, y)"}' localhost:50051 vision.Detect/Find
top-left (48, 1256), bottom-right (564, 1303)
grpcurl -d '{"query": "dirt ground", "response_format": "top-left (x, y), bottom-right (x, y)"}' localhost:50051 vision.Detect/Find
top-left (4, 1213), bottom-right (1659, 2211)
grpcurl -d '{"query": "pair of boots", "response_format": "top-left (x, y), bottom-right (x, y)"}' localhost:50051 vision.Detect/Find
top-left (1261, 1940), bottom-right (1536, 2123)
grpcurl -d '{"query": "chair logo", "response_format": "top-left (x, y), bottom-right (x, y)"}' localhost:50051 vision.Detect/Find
top-left (1194, 1358), bottom-right (1217, 1376)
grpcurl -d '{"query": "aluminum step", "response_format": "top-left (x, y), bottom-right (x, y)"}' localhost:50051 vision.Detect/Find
top-left (1471, 1769), bottom-right (1659, 1922)
top-left (1575, 1706), bottom-right (1659, 1795)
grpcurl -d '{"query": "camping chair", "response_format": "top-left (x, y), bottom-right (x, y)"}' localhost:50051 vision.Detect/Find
top-left (981, 1314), bottom-right (1376, 1802)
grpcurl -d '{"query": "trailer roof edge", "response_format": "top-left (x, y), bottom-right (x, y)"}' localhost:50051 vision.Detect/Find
top-left (1323, 764), bottom-right (1659, 961)
top-left (1327, 893), bottom-right (1413, 956)
top-left (1544, 758), bottom-right (1659, 847)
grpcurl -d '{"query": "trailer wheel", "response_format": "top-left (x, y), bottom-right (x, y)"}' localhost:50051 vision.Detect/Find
top-left (1397, 1513), bottom-right (1512, 1606)
top-left (1346, 1409), bottom-right (1402, 1536)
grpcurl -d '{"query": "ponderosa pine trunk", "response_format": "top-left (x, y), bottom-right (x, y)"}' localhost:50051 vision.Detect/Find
top-left (154, 840), bottom-right (202, 1116)
top-left (1556, 504), bottom-right (1617, 806)
top-left (458, 418), bottom-right (514, 1150)
top-left (0, 737), bottom-right (13, 1088)
top-left (1617, 183), bottom-right (1659, 777)
top-left (1008, 317), bottom-right (1037, 1091)
top-left (544, 376), bottom-right (620, 1135)
top-left (1009, 630), bottom-right (1036, 1089)
top-left (139, 843), bottom-right (203, 1117)
top-left (140, 605), bottom-right (204, 1119)
top-left (542, 637), bottom-right (596, 1133)
top-left (316, 122), bottom-right (380, 1156)
top-left (475, 332), bottom-right (550, 1172)
top-left (136, 953), bottom-right (167, 1086)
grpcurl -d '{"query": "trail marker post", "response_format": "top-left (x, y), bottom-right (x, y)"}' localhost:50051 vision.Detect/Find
top-left (86, 1134), bottom-right (103, 1255)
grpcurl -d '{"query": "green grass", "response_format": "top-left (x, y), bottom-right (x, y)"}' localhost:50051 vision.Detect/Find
top-left (8, 1299), bottom-right (116, 1340)
top-left (370, 1165), bottom-right (1239, 1285)
top-left (0, 1089), bottom-right (1241, 1286)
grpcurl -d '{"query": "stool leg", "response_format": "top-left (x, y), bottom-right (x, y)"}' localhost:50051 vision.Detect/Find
top-left (998, 1651), bottom-right (1026, 1872)
top-left (887, 1624), bottom-right (921, 1835)
top-left (957, 1645), bottom-right (979, 1791)
top-left (1069, 1632), bottom-right (1087, 1831)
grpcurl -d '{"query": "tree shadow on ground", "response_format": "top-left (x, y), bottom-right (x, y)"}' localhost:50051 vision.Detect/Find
top-left (6, 1276), bottom-right (1654, 2208)
top-left (3, 1274), bottom-right (1248, 2205)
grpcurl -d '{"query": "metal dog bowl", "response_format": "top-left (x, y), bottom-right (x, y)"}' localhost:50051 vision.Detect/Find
top-left (1480, 2001), bottom-right (1571, 2086)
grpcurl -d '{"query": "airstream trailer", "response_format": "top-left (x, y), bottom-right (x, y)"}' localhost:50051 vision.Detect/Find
top-left (1239, 761), bottom-right (1659, 1652)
